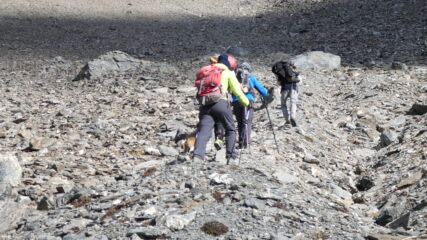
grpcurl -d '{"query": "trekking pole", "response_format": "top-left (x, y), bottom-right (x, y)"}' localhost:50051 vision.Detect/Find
top-left (246, 109), bottom-right (251, 154)
top-left (264, 99), bottom-right (280, 154)
top-left (238, 106), bottom-right (248, 165)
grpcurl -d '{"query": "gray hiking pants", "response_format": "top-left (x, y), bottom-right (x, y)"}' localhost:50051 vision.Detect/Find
top-left (281, 88), bottom-right (298, 121)
top-left (232, 101), bottom-right (253, 148)
top-left (193, 99), bottom-right (237, 160)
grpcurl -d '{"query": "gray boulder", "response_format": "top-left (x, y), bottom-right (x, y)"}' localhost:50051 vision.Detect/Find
top-left (291, 51), bottom-right (341, 71)
top-left (74, 51), bottom-right (140, 80)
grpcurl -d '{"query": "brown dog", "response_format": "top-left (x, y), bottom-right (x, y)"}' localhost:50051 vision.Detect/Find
top-left (183, 135), bottom-right (196, 153)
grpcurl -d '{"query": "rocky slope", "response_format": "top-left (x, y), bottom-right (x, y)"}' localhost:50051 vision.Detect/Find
top-left (0, 0), bottom-right (426, 239)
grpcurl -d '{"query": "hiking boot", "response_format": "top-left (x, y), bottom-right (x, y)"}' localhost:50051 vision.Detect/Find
top-left (290, 118), bottom-right (297, 127)
top-left (226, 157), bottom-right (238, 166)
top-left (192, 155), bottom-right (203, 164)
top-left (214, 139), bottom-right (224, 150)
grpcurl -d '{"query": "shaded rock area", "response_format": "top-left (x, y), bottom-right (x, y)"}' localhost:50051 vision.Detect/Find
top-left (0, 0), bottom-right (426, 239)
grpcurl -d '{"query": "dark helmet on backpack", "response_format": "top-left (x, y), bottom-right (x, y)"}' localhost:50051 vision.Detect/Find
top-left (217, 54), bottom-right (237, 70)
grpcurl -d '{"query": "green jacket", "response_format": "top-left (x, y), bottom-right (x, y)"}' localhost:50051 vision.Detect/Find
top-left (215, 63), bottom-right (250, 107)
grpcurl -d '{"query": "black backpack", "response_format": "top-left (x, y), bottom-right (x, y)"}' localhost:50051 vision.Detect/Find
top-left (272, 61), bottom-right (300, 83)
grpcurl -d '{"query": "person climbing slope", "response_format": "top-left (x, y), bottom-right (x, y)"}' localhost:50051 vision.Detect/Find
top-left (193, 54), bottom-right (250, 165)
top-left (232, 62), bottom-right (268, 149)
top-left (272, 61), bottom-right (301, 127)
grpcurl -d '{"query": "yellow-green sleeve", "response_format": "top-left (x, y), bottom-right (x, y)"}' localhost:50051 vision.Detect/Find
top-left (226, 72), bottom-right (250, 107)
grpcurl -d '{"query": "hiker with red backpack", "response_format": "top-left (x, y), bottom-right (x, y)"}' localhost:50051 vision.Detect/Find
top-left (193, 54), bottom-right (250, 165)
top-left (272, 61), bottom-right (301, 127)
top-left (232, 62), bottom-right (268, 149)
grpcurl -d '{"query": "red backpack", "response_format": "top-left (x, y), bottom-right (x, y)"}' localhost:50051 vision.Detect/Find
top-left (195, 64), bottom-right (224, 106)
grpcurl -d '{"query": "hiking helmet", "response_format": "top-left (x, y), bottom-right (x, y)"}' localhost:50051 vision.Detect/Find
top-left (238, 62), bottom-right (252, 72)
top-left (217, 54), bottom-right (237, 70)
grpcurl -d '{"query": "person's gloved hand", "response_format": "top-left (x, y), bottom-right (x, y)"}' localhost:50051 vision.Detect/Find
top-left (247, 101), bottom-right (254, 109)
top-left (262, 97), bottom-right (268, 105)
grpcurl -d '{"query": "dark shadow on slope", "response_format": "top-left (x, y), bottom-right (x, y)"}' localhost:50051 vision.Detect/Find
top-left (0, 0), bottom-right (425, 67)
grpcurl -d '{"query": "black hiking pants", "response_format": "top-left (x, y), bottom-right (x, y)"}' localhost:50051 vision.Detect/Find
top-left (193, 99), bottom-right (237, 160)
top-left (232, 101), bottom-right (253, 148)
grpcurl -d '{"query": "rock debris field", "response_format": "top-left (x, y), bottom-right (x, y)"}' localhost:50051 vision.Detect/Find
top-left (0, 0), bottom-right (426, 239)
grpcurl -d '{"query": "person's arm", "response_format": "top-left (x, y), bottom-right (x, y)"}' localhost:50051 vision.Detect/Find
top-left (227, 72), bottom-right (249, 107)
top-left (251, 75), bottom-right (268, 98)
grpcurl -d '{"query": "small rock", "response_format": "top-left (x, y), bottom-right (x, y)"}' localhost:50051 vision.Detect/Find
top-left (143, 146), bottom-right (162, 156)
top-left (388, 116), bottom-right (406, 129)
top-left (407, 103), bottom-right (427, 115)
top-left (303, 153), bottom-right (320, 164)
top-left (37, 196), bottom-right (55, 211)
top-left (164, 211), bottom-right (196, 230)
top-left (29, 138), bottom-right (56, 150)
top-left (273, 168), bottom-right (299, 184)
top-left (209, 173), bottom-right (233, 185)
top-left (63, 219), bottom-right (92, 233)
top-left (0, 130), bottom-right (5, 139)
top-left (158, 145), bottom-right (179, 157)
top-left (127, 227), bottom-right (169, 239)
top-left (380, 130), bottom-right (398, 147)
top-left (244, 198), bottom-right (264, 210)
top-left (153, 87), bottom-right (169, 95)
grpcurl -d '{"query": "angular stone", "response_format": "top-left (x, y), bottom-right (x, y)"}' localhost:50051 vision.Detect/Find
top-left (158, 145), bottom-right (179, 157)
top-left (62, 233), bottom-right (86, 240)
top-left (387, 116), bottom-right (406, 129)
top-left (407, 103), bottom-right (427, 115)
top-left (303, 153), bottom-right (320, 164)
top-left (375, 201), bottom-right (406, 226)
top-left (244, 198), bottom-right (264, 210)
top-left (387, 212), bottom-right (410, 229)
top-left (209, 173), bottom-right (233, 185)
top-left (273, 168), bottom-right (299, 184)
top-left (352, 148), bottom-right (376, 158)
top-left (143, 146), bottom-right (162, 156)
top-left (0, 153), bottom-right (22, 188)
top-left (396, 171), bottom-right (423, 189)
top-left (37, 196), bottom-right (55, 211)
top-left (380, 130), bottom-right (398, 147)
top-left (29, 138), bottom-right (56, 150)
top-left (127, 227), bottom-right (169, 239)
top-left (0, 130), bottom-right (5, 139)
top-left (329, 183), bottom-right (352, 200)
top-left (62, 219), bottom-right (92, 233)
top-left (0, 198), bottom-right (28, 233)
top-left (164, 211), bottom-right (196, 230)
top-left (152, 87), bottom-right (169, 95)
top-left (140, 206), bottom-right (158, 218)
